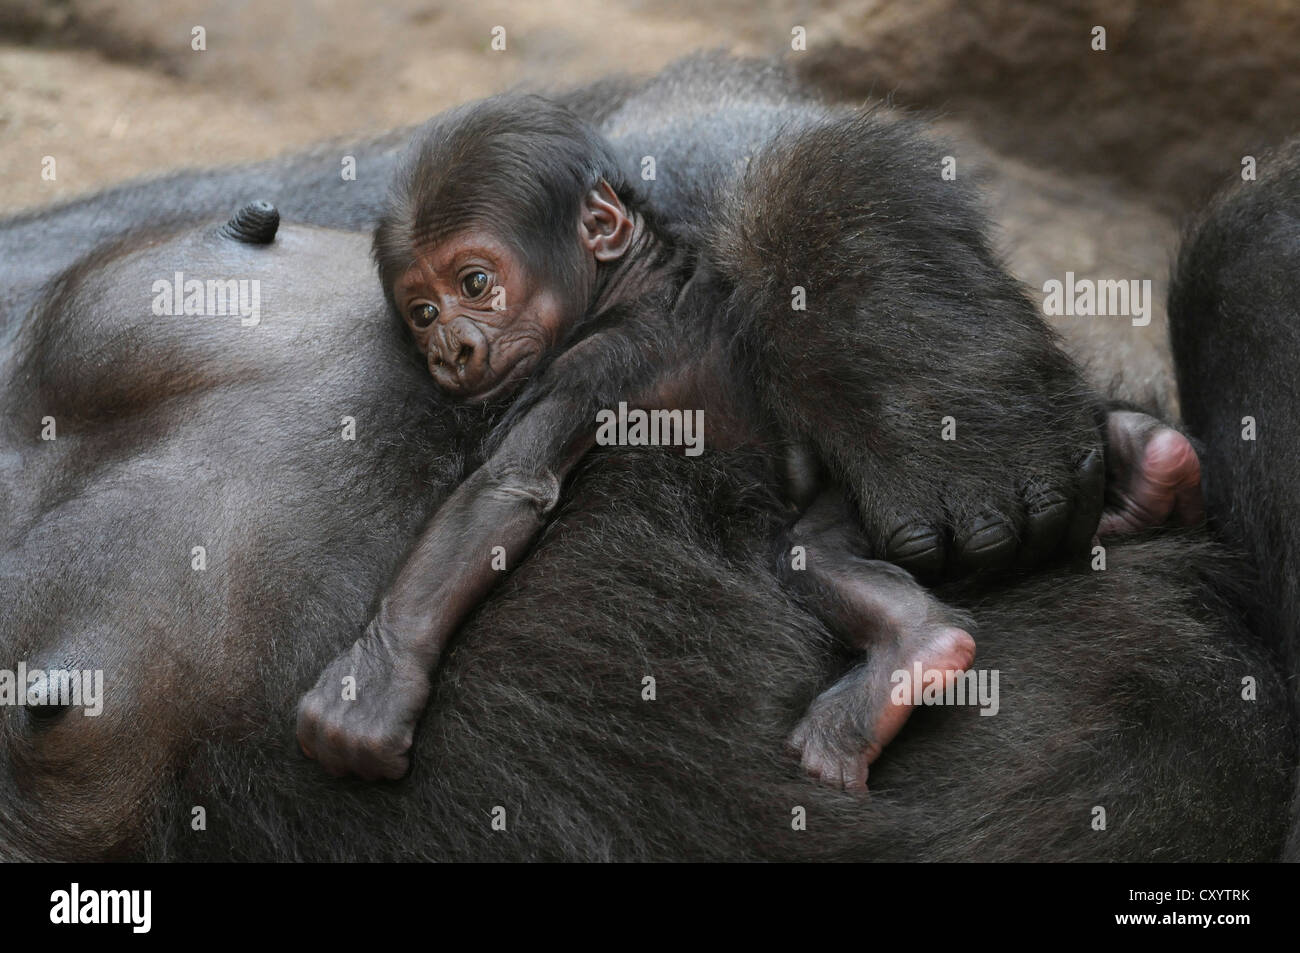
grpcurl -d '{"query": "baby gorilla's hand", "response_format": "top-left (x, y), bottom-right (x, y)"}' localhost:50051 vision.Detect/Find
top-left (296, 624), bottom-right (430, 780)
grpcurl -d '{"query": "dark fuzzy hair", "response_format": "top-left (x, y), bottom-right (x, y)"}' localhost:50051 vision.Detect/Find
top-left (373, 93), bottom-right (634, 315)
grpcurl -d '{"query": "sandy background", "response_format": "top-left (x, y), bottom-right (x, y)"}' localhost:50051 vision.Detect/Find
top-left (3, 0), bottom-right (1298, 414)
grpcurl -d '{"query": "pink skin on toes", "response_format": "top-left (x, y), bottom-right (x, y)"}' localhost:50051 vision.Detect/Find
top-left (1099, 413), bottom-right (1204, 536)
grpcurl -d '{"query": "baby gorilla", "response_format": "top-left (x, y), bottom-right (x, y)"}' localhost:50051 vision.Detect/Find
top-left (296, 94), bottom-right (1188, 786)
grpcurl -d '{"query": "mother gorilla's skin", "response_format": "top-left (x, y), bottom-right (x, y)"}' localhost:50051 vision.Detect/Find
top-left (0, 56), bottom-right (1293, 860)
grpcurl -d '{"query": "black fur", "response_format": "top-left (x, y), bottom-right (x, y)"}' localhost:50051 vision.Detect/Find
top-left (707, 105), bottom-right (1101, 566)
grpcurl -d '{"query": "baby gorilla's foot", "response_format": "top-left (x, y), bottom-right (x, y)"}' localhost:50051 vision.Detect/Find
top-left (789, 669), bottom-right (879, 791)
top-left (789, 622), bottom-right (975, 792)
top-left (1099, 410), bottom-right (1204, 535)
top-left (296, 628), bottom-right (431, 780)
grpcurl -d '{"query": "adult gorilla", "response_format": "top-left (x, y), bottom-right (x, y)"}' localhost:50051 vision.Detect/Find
top-left (0, 54), bottom-right (1291, 861)
top-left (1171, 135), bottom-right (1300, 859)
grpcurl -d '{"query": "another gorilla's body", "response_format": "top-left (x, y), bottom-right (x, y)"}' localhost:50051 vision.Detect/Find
top-left (1171, 135), bottom-right (1300, 859)
top-left (0, 55), bottom-right (1292, 860)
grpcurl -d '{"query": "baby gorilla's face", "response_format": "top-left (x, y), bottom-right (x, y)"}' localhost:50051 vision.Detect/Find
top-left (394, 231), bottom-right (571, 401)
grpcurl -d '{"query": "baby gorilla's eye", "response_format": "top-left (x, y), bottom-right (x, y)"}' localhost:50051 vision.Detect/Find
top-left (409, 303), bottom-right (439, 328)
top-left (461, 271), bottom-right (490, 299)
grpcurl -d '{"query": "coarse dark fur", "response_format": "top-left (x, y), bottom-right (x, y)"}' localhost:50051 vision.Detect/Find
top-left (1169, 136), bottom-right (1300, 858)
top-left (146, 441), bottom-right (1292, 861)
top-left (705, 105), bottom-right (1101, 563)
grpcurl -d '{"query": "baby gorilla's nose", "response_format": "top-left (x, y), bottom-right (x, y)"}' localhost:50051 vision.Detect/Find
top-left (430, 318), bottom-right (491, 395)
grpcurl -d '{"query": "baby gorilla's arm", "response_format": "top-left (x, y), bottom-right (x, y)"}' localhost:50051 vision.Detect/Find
top-left (296, 331), bottom-right (658, 779)
top-left (296, 462), bottom-right (569, 779)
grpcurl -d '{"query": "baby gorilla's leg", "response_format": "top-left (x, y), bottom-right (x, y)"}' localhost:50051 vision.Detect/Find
top-left (783, 492), bottom-right (975, 791)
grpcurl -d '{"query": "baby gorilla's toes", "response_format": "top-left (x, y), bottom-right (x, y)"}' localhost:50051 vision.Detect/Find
top-left (953, 513), bottom-right (1018, 572)
top-left (1099, 410), bottom-right (1204, 535)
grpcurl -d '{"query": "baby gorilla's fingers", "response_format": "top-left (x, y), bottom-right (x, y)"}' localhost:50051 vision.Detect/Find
top-left (295, 633), bottom-right (426, 781)
top-left (296, 694), bottom-right (357, 778)
top-left (297, 687), bottom-right (414, 781)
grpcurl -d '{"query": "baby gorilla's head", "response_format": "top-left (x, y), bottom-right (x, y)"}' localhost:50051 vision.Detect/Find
top-left (375, 95), bottom-right (637, 401)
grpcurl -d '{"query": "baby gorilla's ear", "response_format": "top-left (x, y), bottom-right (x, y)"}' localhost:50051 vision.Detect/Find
top-left (579, 179), bottom-right (635, 262)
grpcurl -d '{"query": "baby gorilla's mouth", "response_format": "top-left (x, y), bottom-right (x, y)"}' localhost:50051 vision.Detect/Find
top-left (429, 346), bottom-right (535, 403)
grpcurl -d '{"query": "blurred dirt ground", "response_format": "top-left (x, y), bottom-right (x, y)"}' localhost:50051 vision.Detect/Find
top-left (3, 0), bottom-right (1298, 413)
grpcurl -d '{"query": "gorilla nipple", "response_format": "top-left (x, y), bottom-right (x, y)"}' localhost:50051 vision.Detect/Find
top-left (223, 199), bottom-right (280, 244)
